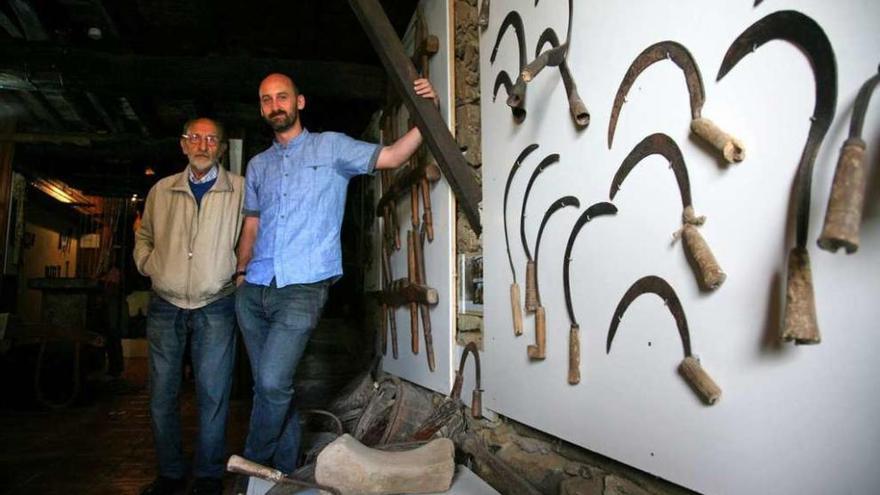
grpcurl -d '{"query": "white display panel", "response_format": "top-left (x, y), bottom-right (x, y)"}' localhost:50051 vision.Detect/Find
top-left (480, 1), bottom-right (880, 494)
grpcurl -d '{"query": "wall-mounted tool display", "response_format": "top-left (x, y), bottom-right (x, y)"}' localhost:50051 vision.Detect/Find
top-left (528, 196), bottom-right (580, 360)
top-left (562, 202), bottom-right (618, 384)
top-left (610, 133), bottom-right (726, 291)
top-left (718, 10), bottom-right (837, 345)
top-left (490, 11), bottom-right (527, 122)
top-left (520, 153), bottom-right (561, 312)
top-left (504, 144), bottom-right (540, 336)
top-left (818, 65), bottom-right (879, 254)
top-left (607, 40), bottom-right (744, 163)
top-left (607, 276), bottom-right (722, 405)
top-left (414, 228), bottom-right (435, 371)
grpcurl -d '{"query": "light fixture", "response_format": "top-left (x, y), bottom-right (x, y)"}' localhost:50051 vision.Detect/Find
top-left (144, 166), bottom-right (155, 176)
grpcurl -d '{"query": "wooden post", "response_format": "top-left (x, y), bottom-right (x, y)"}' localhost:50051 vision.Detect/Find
top-left (348, 0), bottom-right (482, 234)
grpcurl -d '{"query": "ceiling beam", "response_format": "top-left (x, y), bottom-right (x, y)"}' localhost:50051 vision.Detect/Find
top-left (0, 43), bottom-right (388, 102)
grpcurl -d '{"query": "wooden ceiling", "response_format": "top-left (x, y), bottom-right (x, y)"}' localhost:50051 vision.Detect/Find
top-left (0, 0), bottom-right (419, 196)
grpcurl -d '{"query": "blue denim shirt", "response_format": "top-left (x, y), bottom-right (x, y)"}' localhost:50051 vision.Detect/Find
top-left (242, 129), bottom-right (381, 287)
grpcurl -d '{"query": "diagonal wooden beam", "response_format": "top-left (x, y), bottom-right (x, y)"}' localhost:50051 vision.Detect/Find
top-left (348, 0), bottom-right (482, 234)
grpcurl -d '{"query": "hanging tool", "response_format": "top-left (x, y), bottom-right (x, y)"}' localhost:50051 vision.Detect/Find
top-left (520, 153), bottom-right (560, 312)
top-left (503, 144), bottom-right (539, 336)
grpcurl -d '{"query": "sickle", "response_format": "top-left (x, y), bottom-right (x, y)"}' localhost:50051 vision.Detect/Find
top-left (504, 144), bottom-right (539, 336)
top-left (606, 275), bottom-right (692, 357)
top-left (607, 41), bottom-right (705, 148)
top-left (606, 275), bottom-right (722, 404)
top-left (562, 202), bottom-right (619, 328)
top-left (503, 143), bottom-right (539, 284)
top-left (535, 27), bottom-right (589, 128)
top-left (717, 10), bottom-right (837, 249)
top-left (490, 11), bottom-right (526, 69)
top-left (818, 65), bottom-right (880, 254)
top-left (560, 201), bottom-right (618, 383)
top-left (526, 195), bottom-right (579, 361)
top-left (520, 153), bottom-right (561, 261)
top-left (533, 196), bottom-right (580, 306)
top-left (493, 70), bottom-right (526, 122)
top-left (609, 133), bottom-right (727, 290)
top-left (493, 70), bottom-right (513, 102)
top-left (521, 0), bottom-right (573, 82)
top-left (609, 133), bottom-right (692, 210)
top-left (520, 153), bottom-right (560, 313)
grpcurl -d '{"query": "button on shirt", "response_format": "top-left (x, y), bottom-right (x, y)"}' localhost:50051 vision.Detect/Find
top-left (243, 129), bottom-right (381, 287)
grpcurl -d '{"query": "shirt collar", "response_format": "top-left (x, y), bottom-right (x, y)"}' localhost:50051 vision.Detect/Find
top-left (272, 128), bottom-right (310, 152)
top-left (188, 165), bottom-right (218, 184)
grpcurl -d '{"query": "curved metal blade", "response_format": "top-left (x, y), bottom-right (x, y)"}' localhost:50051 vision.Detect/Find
top-left (504, 143), bottom-right (539, 284)
top-left (608, 41), bottom-right (706, 148)
top-left (606, 275), bottom-right (692, 358)
top-left (562, 202), bottom-right (618, 327)
top-left (534, 196), bottom-right (580, 305)
top-left (609, 133), bottom-right (692, 210)
top-left (490, 11), bottom-right (526, 69)
top-left (493, 70), bottom-right (514, 102)
top-left (536, 27), bottom-right (560, 57)
top-left (519, 153), bottom-right (560, 261)
top-left (849, 67), bottom-right (880, 139)
top-left (718, 10), bottom-right (837, 247)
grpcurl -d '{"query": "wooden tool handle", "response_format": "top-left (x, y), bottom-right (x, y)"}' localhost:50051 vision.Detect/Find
top-left (389, 306), bottom-right (399, 359)
top-left (527, 306), bottom-right (546, 360)
top-left (227, 455), bottom-right (285, 482)
top-left (568, 324), bottom-right (580, 385)
top-left (524, 260), bottom-right (538, 312)
top-left (678, 356), bottom-right (721, 405)
top-left (690, 117), bottom-right (745, 163)
top-left (411, 184), bottom-right (420, 228)
top-left (380, 303), bottom-right (388, 355)
top-left (782, 247), bottom-right (821, 345)
top-left (682, 224), bottom-right (726, 291)
top-left (510, 283), bottom-right (523, 336)
top-left (818, 138), bottom-right (867, 254)
top-left (420, 177), bottom-right (434, 242)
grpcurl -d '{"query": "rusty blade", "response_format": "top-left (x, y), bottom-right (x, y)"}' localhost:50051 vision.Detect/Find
top-left (519, 153), bottom-right (560, 261)
top-left (490, 11), bottom-right (526, 69)
top-left (562, 202), bottom-right (618, 328)
top-left (504, 143), bottom-right (539, 285)
top-left (536, 27), bottom-right (590, 128)
top-left (848, 66), bottom-right (880, 140)
top-left (492, 70), bottom-right (513, 102)
top-left (609, 133), bottom-right (693, 211)
top-left (718, 10), bottom-right (836, 248)
top-left (606, 275), bottom-right (692, 359)
top-left (533, 196), bottom-right (580, 305)
top-left (608, 41), bottom-right (705, 148)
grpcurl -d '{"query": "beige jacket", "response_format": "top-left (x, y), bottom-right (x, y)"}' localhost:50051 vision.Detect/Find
top-left (133, 166), bottom-right (244, 309)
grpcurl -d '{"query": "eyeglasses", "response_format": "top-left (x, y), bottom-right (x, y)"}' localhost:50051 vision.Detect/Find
top-left (181, 133), bottom-right (220, 146)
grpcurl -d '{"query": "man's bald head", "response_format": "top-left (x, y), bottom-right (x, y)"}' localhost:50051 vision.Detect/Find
top-left (259, 73), bottom-right (298, 99)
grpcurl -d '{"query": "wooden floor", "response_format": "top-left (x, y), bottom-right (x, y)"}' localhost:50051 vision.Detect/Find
top-left (0, 357), bottom-right (250, 495)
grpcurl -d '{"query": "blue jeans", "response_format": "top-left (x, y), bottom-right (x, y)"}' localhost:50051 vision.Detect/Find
top-left (146, 293), bottom-right (237, 479)
top-left (235, 279), bottom-right (330, 473)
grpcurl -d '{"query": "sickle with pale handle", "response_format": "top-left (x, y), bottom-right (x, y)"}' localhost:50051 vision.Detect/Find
top-left (520, 153), bottom-right (561, 313)
top-left (504, 144), bottom-right (539, 336)
top-left (610, 133), bottom-right (726, 291)
top-left (607, 40), bottom-right (744, 163)
top-left (562, 202), bottom-right (618, 384)
top-left (718, 10), bottom-right (837, 345)
top-left (607, 275), bottom-right (721, 405)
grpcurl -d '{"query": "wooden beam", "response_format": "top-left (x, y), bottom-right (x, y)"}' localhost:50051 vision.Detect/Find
top-left (0, 43), bottom-right (388, 102)
top-left (348, 0), bottom-right (481, 234)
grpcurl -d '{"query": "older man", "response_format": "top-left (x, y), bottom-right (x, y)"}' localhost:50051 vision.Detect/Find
top-left (233, 73), bottom-right (436, 477)
top-left (134, 118), bottom-right (244, 495)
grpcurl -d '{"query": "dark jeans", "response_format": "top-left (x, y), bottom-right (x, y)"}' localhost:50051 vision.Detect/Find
top-left (235, 279), bottom-right (330, 473)
top-left (146, 293), bottom-right (237, 479)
